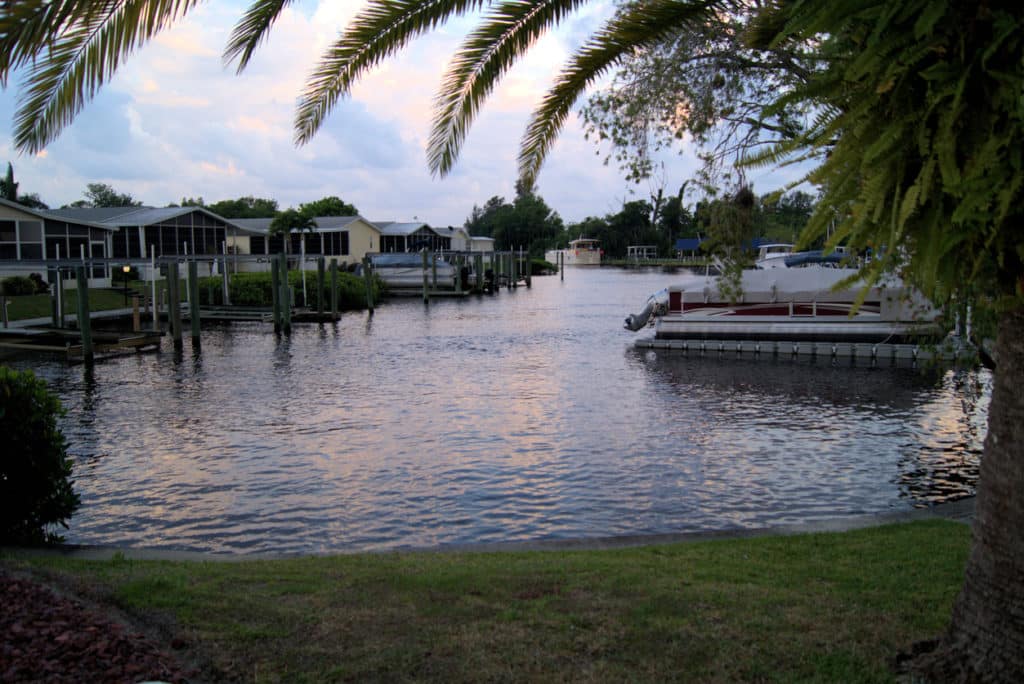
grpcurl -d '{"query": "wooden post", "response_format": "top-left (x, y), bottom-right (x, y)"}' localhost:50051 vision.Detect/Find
top-left (475, 253), bottom-right (483, 291)
top-left (507, 252), bottom-right (513, 290)
top-left (431, 250), bottom-right (438, 289)
top-left (132, 295), bottom-right (140, 332)
top-left (271, 255), bottom-right (281, 332)
top-left (168, 262), bottom-right (183, 349)
top-left (330, 260), bottom-right (339, 319)
top-left (75, 266), bottom-right (93, 362)
top-left (560, 252), bottom-right (564, 281)
top-left (49, 269), bottom-right (59, 327)
top-left (1, 295), bottom-right (7, 328)
top-left (221, 241), bottom-right (231, 305)
top-left (188, 260), bottom-right (201, 346)
top-left (361, 256), bottom-right (374, 312)
top-left (525, 250), bottom-right (532, 288)
top-left (317, 256), bottom-right (325, 316)
top-left (455, 255), bottom-right (463, 291)
top-left (279, 252), bottom-right (291, 334)
top-left (150, 245), bottom-right (158, 328)
top-left (422, 248), bottom-right (430, 304)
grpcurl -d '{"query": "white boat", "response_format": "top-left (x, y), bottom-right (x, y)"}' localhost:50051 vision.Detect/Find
top-left (545, 237), bottom-right (602, 266)
top-left (754, 243), bottom-right (848, 269)
top-left (365, 253), bottom-right (469, 290)
top-left (625, 264), bottom-right (942, 344)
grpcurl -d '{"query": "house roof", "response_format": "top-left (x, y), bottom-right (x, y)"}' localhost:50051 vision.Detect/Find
top-left (374, 222), bottom-right (467, 238)
top-left (675, 237), bottom-right (705, 251)
top-left (232, 216), bottom-right (379, 236)
top-left (45, 205), bottom-right (239, 229)
top-left (0, 198), bottom-right (115, 231)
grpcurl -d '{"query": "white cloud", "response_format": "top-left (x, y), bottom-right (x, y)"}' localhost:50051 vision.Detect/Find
top-left (0, 0), bottom-right (799, 225)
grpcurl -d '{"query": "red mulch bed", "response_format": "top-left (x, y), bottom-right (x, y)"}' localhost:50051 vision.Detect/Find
top-left (1, 571), bottom-right (196, 683)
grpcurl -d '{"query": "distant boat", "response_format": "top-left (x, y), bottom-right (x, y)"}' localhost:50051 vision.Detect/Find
top-left (625, 264), bottom-right (942, 344)
top-left (545, 238), bottom-right (602, 266)
top-left (754, 243), bottom-right (848, 269)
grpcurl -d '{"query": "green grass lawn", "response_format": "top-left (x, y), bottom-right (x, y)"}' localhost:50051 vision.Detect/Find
top-left (3, 286), bottom-right (147, 321)
top-left (3, 520), bottom-right (970, 683)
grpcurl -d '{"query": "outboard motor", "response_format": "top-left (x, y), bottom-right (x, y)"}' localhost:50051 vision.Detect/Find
top-left (624, 288), bottom-right (669, 331)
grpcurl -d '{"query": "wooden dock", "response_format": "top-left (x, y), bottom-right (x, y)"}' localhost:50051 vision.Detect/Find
top-left (0, 326), bottom-right (162, 361)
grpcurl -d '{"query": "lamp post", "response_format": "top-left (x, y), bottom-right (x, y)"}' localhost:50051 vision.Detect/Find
top-left (122, 265), bottom-right (131, 306)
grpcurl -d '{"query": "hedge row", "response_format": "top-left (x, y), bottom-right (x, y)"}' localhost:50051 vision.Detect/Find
top-left (195, 270), bottom-right (384, 309)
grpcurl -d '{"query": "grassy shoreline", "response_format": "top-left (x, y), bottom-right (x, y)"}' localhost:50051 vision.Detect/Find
top-left (2, 520), bottom-right (969, 682)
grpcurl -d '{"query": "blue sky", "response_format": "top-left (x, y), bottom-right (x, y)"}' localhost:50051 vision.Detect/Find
top-left (0, 1), bottom-right (802, 226)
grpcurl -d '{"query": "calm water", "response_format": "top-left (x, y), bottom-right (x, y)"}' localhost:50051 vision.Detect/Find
top-left (12, 268), bottom-right (989, 554)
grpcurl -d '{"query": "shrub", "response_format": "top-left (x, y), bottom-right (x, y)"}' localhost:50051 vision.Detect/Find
top-left (1, 275), bottom-right (37, 296)
top-left (0, 367), bottom-right (80, 545)
top-left (197, 270), bottom-right (382, 309)
top-left (29, 273), bottom-right (50, 294)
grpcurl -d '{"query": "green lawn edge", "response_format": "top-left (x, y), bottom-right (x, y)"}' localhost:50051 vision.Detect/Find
top-left (2, 519), bottom-right (970, 683)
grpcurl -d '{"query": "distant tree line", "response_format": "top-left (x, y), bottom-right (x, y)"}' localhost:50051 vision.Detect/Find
top-left (464, 181), bottom-right (816, 260)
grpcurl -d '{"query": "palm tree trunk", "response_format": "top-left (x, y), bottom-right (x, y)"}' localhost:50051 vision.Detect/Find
top-left (916, 307), bottom-right (1024, 680)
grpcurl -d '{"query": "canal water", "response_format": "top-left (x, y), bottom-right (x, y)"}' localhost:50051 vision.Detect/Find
top-left (14, 268), bottom-right (989, 554)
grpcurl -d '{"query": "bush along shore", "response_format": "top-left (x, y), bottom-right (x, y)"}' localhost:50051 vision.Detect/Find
top-left (0, 269), bottom-right (386, 322)
top-left (197, 269), bottom-right (385, 310)
top-left (1, 520), bottom-right (970, 682)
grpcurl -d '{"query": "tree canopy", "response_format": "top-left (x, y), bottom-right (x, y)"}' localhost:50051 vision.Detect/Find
top-left (62, 182), bottom-right (141, 209)
top-left (299, 196), bottom-right (359, 218)
top-left (205, 196), bottom-right (279, 219)
top-left (463, 184), bottom-right (563, 255)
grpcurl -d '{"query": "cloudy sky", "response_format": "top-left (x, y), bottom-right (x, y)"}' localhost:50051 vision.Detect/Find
top-left (0, 1), bottom-right (800, 227)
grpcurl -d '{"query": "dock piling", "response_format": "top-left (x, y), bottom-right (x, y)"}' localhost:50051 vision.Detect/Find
top-left (221, 241), bottom-right (231, 305)
top-left (75, 266), bottom-right (93, 362)
top-left (168, 262), bottom-right (183, 349)
top-left (361, 256), bottom-right (375, 313)
top-left (132, 296), bottom-right (140, 332)
top-left (271, 256), bottom-right (281, 332)
top-left (188, 260), bottom-right (201, 347)
top-left (317, 257), bottom-right (326, 317)
top-left (279, 252), bottom-right (291, 334)
top-left (422, 249), bottom-right (430, 304)
top-left (330, 261), bottom-right (339, 318)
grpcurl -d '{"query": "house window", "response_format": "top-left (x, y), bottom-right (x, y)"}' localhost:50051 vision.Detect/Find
top-left (250, 236), bottom-right (266, 254)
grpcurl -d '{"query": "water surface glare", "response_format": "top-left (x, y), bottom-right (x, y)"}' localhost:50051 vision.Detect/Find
top-left (16, 268), bottom-right (989, 554)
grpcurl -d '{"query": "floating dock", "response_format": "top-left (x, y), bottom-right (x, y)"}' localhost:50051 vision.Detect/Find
top-left (634, 337), bottom-right (977, 365)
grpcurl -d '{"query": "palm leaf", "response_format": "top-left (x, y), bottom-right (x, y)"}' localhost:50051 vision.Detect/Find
top-left (224, 0), bottom-right (296, 73)
top-left (518, 0), bottom-right (720, 185)
top-left (294, 0), bottom-right (486, 146)
top-left (428, 0), bottom-right (585, 177)
top-left (8, 0), bottom-right (201, 153)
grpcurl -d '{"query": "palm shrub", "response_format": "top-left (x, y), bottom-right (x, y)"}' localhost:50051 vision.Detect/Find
top-left (0, 367), bottom-right (80, 544)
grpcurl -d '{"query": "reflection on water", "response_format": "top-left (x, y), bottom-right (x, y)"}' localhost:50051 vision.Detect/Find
top-left (11, 268), bottom-right (990, 554)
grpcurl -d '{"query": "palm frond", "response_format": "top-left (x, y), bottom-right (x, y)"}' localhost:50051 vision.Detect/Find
top-left (0, 1), bottom-right (101, 85)
top-left (223, 0), bottom-right (295, 74)
top-left (518, 0), bottom-right (720, 185)
top-left (294, 0), bottom-right (486, 146)
top-left (8, 0), bottom-right (201, 153)
top-left (428, 0), bottom-right (585, 177)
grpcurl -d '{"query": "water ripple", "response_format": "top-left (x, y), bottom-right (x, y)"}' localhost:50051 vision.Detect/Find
top-left (11, 268), bottom-right (989, 554)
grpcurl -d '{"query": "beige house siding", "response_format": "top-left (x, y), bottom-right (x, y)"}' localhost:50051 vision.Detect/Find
top-left (344, 218), bottom-right (381, 264)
